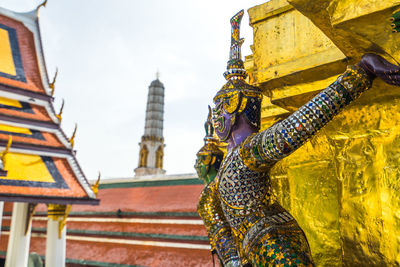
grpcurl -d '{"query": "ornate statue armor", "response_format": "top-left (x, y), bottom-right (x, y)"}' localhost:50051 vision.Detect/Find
top-left (195, 9), bottom-right (400, 267)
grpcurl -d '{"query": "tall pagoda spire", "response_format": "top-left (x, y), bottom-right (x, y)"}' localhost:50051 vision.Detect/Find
top-left (134, 74), bottom-right (166, 177)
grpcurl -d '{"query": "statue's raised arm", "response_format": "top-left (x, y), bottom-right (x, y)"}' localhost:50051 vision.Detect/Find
top-left (240, 53), bottom-right (400, 171)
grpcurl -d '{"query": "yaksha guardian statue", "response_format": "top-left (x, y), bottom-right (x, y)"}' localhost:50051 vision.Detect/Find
top-left (197, 10), bottom-right (400, 267)
top-left (195, 106), bottom-right (224, 185)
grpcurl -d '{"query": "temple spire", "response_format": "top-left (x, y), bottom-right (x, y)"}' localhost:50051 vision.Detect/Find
top-left (134, 76), bottom-right (166, 177)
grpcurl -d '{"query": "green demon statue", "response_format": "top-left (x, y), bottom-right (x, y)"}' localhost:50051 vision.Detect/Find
top-left (195, 106), bottom-right (224, 185)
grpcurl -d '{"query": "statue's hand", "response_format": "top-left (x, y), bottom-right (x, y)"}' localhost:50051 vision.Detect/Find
top-left (357, 53), bottom-right (400, 86)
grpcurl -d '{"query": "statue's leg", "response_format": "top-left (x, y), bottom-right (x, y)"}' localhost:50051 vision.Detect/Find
top-left (248, 227), bottom-right (314, 267)
top-left (241, 203), bottom-right (314, 266)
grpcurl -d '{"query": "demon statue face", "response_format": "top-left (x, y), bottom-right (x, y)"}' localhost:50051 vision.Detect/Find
top-left (212, 99), bottom-right (235, 142)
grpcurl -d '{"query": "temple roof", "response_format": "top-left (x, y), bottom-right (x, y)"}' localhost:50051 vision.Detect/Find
top-left (0, 6), bottom-right (98, 205)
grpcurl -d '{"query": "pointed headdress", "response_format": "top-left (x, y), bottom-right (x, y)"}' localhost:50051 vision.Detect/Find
top-left (214, 10), bottom-right (263, 130)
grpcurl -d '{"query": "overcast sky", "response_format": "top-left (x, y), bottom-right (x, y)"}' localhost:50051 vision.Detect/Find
top-left (2, 0), bottom-right (267, 180)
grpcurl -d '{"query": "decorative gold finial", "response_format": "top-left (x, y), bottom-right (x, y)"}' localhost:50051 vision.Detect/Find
top-left (69, 123), bottom-right (77, 148)
top-left (49, 67), bottom-right (58, 96)
top-left (36, 0), bottom-right (48, 17)
top-left (56, 99), bottom-right (64, 122)
top-left (91, 172), bottom-right (101, 197)
top-left (1, 135), bottom-right (12, 168)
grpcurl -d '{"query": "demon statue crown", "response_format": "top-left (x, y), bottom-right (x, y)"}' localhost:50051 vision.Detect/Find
top-left (214, 10), bottom-right (262, 133)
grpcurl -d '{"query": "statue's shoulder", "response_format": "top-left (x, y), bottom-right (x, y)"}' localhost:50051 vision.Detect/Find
top-left (239, 130), bottom-right (276, 172)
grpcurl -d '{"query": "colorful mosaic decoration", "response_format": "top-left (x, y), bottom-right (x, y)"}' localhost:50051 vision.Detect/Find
top-left (390, 10), bottom-right (400, 33)
top-left (198, 10), bottom-right (374, 266)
